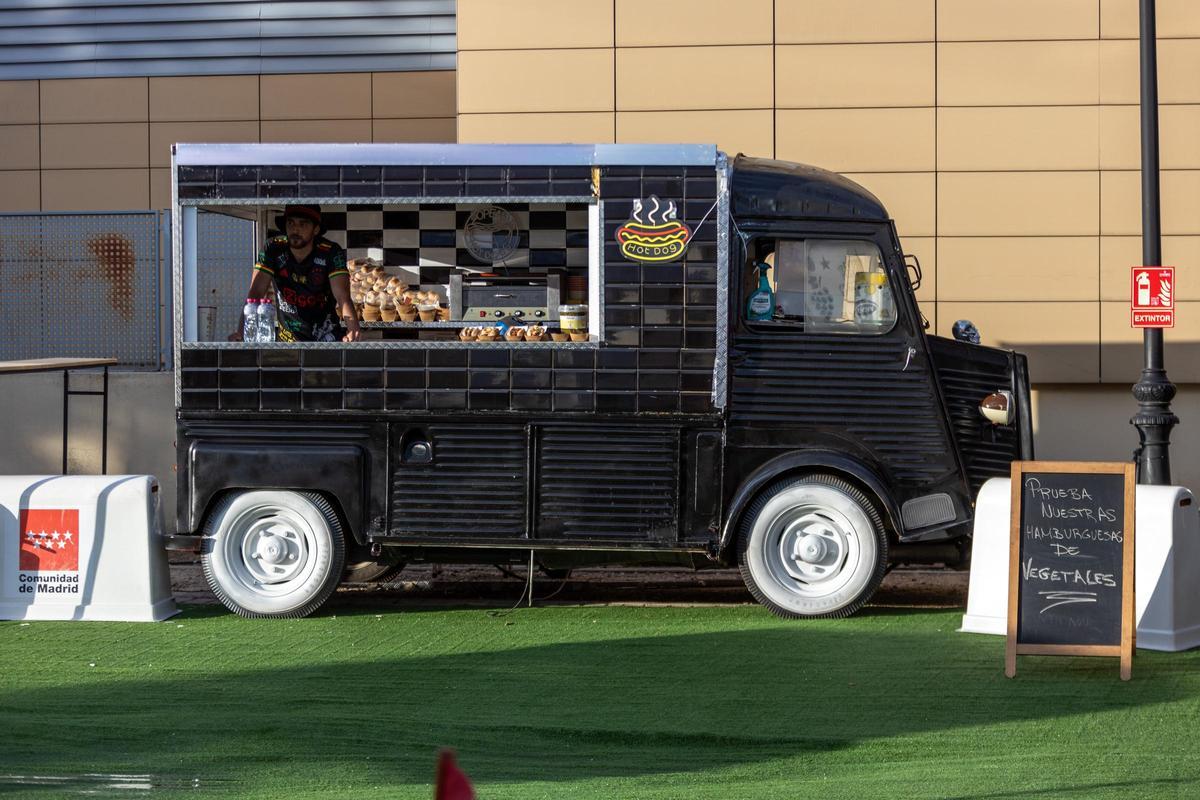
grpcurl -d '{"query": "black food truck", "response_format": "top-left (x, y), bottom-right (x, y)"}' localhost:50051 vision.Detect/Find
top-left (167, 143), bottom-right (1032, 619)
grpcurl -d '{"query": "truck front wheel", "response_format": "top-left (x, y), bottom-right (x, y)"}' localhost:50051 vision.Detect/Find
top-left (201, 490), bottom-right (345, 618)
top-left (738, 475), bottom-right (887, 619)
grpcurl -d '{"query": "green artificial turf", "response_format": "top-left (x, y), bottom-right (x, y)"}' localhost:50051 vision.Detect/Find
top-left (1, 600), bottom-right (1198, 799)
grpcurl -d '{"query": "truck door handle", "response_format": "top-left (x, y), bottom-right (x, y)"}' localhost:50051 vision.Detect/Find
top-left (902, 346), bottom-right (917, 372)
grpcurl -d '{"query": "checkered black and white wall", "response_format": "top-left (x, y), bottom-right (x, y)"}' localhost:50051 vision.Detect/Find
top-left (272, 202), bottom-right (590, 289)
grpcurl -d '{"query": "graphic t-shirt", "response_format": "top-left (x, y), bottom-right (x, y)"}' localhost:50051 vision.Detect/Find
top-left (253, 236), bottom-right (348, 342)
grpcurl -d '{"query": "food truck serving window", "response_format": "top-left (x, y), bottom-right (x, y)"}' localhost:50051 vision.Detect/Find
top-left (179, 199), bottom-right (601, 348)
top-left (744, 238), bottom-right (896, 335)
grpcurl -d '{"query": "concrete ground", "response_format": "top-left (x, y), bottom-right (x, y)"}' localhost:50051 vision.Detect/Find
top-left (170, 557), bottom-right (969, 609)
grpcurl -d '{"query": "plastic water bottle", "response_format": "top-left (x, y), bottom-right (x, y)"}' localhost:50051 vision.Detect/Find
top-left (242, 298), bottom-right (258, 342)
top-left (256, 297), bottom-right (276, 342)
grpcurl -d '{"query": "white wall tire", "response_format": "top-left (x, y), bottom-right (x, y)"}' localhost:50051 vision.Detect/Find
top-left (201, 490), bottom-right (346, 618)
top-left (738, 475), bottom-right (888, 619)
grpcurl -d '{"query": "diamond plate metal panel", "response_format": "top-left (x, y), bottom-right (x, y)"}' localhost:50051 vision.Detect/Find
top-left (713, 153), bottom-right (730, 410)
top-left (0, 212), bottom-right (161, 367)
top-left (194, 211), bottom-right (258, 344)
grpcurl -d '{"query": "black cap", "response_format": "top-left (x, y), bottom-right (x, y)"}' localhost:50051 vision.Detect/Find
top-left (275, 204), bottom-right (323, 234)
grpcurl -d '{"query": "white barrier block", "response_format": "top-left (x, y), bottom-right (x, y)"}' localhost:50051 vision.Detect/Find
top-left (1136, 485), bottom-right (1200, 651)
top-left (0, 475), bottom-right (178, 621)
top-left (959, 477), bottom-right (1200, 652)
top-left (959, 478), bottom-right (1011, 637)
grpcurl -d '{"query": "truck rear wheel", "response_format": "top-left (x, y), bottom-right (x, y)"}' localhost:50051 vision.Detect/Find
top-left (201, 490), bottom-right (345, 618)
top-left (738, 474), bottom-right (887, 619)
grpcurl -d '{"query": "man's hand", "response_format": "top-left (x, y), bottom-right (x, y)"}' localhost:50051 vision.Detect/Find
top-left (331, 273), bottom-right (359, 342)
top-left (227, 329), bottom-right (243, 342)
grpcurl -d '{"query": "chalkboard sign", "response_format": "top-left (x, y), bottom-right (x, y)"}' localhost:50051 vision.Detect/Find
top-left (1006, 461), bottom-right (1135, 680)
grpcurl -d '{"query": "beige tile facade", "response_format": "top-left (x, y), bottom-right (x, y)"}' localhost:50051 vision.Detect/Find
top-left (459, 49), bottom-right (613, 113)
top-left (372, 117), bottom-right (458, 143)
top-left (776, 108), bottom-right (935, 173)
top-left (373, 71), bottom-right (457, 119)
top-left (41, 168), bottom-right (150, 211)
top-left (615, 0), bottom-right (771, 47)
top-left (149, 75), bottom-right (260, 122)
top-left (0, 81), bottom-right (39, 124)
top-left (776, 44), bottom-right (935, 108)
top-left (148, 121), bottom-right (260, 167)
top-left (41, 122), bottom-right (150, 169)
top-left (259, 118), bottom-right (373, 143)
top-left (457, 0), bottom-right (614, 50)
top-left (616, 110), bottom-right (773, 159)
top-left (617, 46), bottom-right (773, 111)
top-left (260, 73), bottom-right (373, 120)
top-left (0, 170), bottom-right (39, 212)
top-left (775, 1), bottom-right (934, 44)
top-left (0, 125), bottom-right (39, 170)
top-left (0, 70), bottom-right (455, 214)
top-left (937, 0), bottom-right (1099, 41)
top-left (456, 112), bottom-right (614, 144)
top-left (937, 107), bottom-right (1100, 172)
top-left (1, 1), bottom-right (1198, 390)
top-left (39, 78), bottom-right (148, 123)
top-left (457, 0), bottom-right (1200, 389)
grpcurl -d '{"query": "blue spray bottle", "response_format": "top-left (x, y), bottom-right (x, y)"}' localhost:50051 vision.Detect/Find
top-left (746, 260), bottom-right (775, 320)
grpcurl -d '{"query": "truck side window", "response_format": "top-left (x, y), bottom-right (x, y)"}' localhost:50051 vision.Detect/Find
top-left (744, 238), bottom-right (896, 334)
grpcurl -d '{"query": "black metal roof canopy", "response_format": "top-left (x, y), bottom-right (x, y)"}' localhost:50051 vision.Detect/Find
top-left (730, 155), bottom-right (888, 222)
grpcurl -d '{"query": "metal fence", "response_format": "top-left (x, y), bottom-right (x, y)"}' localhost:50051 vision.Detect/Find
top-left (0, 210), bottom-right (256, 369)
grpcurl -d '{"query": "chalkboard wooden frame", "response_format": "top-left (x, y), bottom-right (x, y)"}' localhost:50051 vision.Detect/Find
top-left (1005, 461), bottom-right (1136, 681)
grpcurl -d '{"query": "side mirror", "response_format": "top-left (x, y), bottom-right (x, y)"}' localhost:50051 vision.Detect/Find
top-left (979, 390), bottom-right (1015, 426)
top-left (952, 319), bottom-right (981, 344)
top-left (904, 253), bottom-right (923, 291)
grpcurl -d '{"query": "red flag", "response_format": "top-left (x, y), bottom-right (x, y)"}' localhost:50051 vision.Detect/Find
top-left (434, 750), bottom-right (474, 800)
top-left (19, 509), bottom-right (80, 572)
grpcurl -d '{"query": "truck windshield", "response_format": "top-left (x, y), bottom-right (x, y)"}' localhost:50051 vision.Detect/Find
top-left (745, 238), bottom-right (896, 334)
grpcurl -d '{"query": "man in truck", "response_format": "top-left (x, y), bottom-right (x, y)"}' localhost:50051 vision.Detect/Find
top-left (236, 204), bottom-right (361, 342)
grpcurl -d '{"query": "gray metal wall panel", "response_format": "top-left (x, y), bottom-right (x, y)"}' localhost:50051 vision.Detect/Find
top-left (0, 0), bottom-right (455, 79)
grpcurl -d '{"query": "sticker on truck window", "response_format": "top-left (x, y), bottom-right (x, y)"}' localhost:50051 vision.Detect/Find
top-left (616, 195), bottom-right (691, 263)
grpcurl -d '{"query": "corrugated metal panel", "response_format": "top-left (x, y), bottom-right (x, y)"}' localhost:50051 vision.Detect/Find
top-left (729, 332), bottom-right (957, 486)
top-left (927, 336), bottom-right (1022, 495)
top-left (390, 425), bottom-right (528, 538)
top-left (537, 428), bottom-right (680, 541)
top-left (0, 0), bottom-right (455, 79)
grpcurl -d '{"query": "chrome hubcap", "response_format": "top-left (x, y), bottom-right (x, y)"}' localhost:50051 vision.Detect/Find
top-left (242, 521), bottom-right (308, 584)
top-left (224, 508), bottom-right (320, 592)
top-left (796, 532), bottom-right (829, 563)
top-left (764, 502), bottom-right (864, 599)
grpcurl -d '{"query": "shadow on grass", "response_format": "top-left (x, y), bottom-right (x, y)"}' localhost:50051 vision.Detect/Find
top-left (0, 608), bottom-right (1195, 795)
top-left (941, 776), bottom-right (1197, 800)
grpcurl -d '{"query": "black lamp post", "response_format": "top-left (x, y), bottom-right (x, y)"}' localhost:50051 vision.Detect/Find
top-left (1131, 0), bottom-right (1178, 485)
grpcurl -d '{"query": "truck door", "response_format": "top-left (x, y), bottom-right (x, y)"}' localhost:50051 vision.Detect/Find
top-left (726, 224), bottom-right (970, 532)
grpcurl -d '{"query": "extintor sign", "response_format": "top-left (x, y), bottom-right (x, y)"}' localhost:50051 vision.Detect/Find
top-left (1131, 266), bottom-right (1174, 328)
